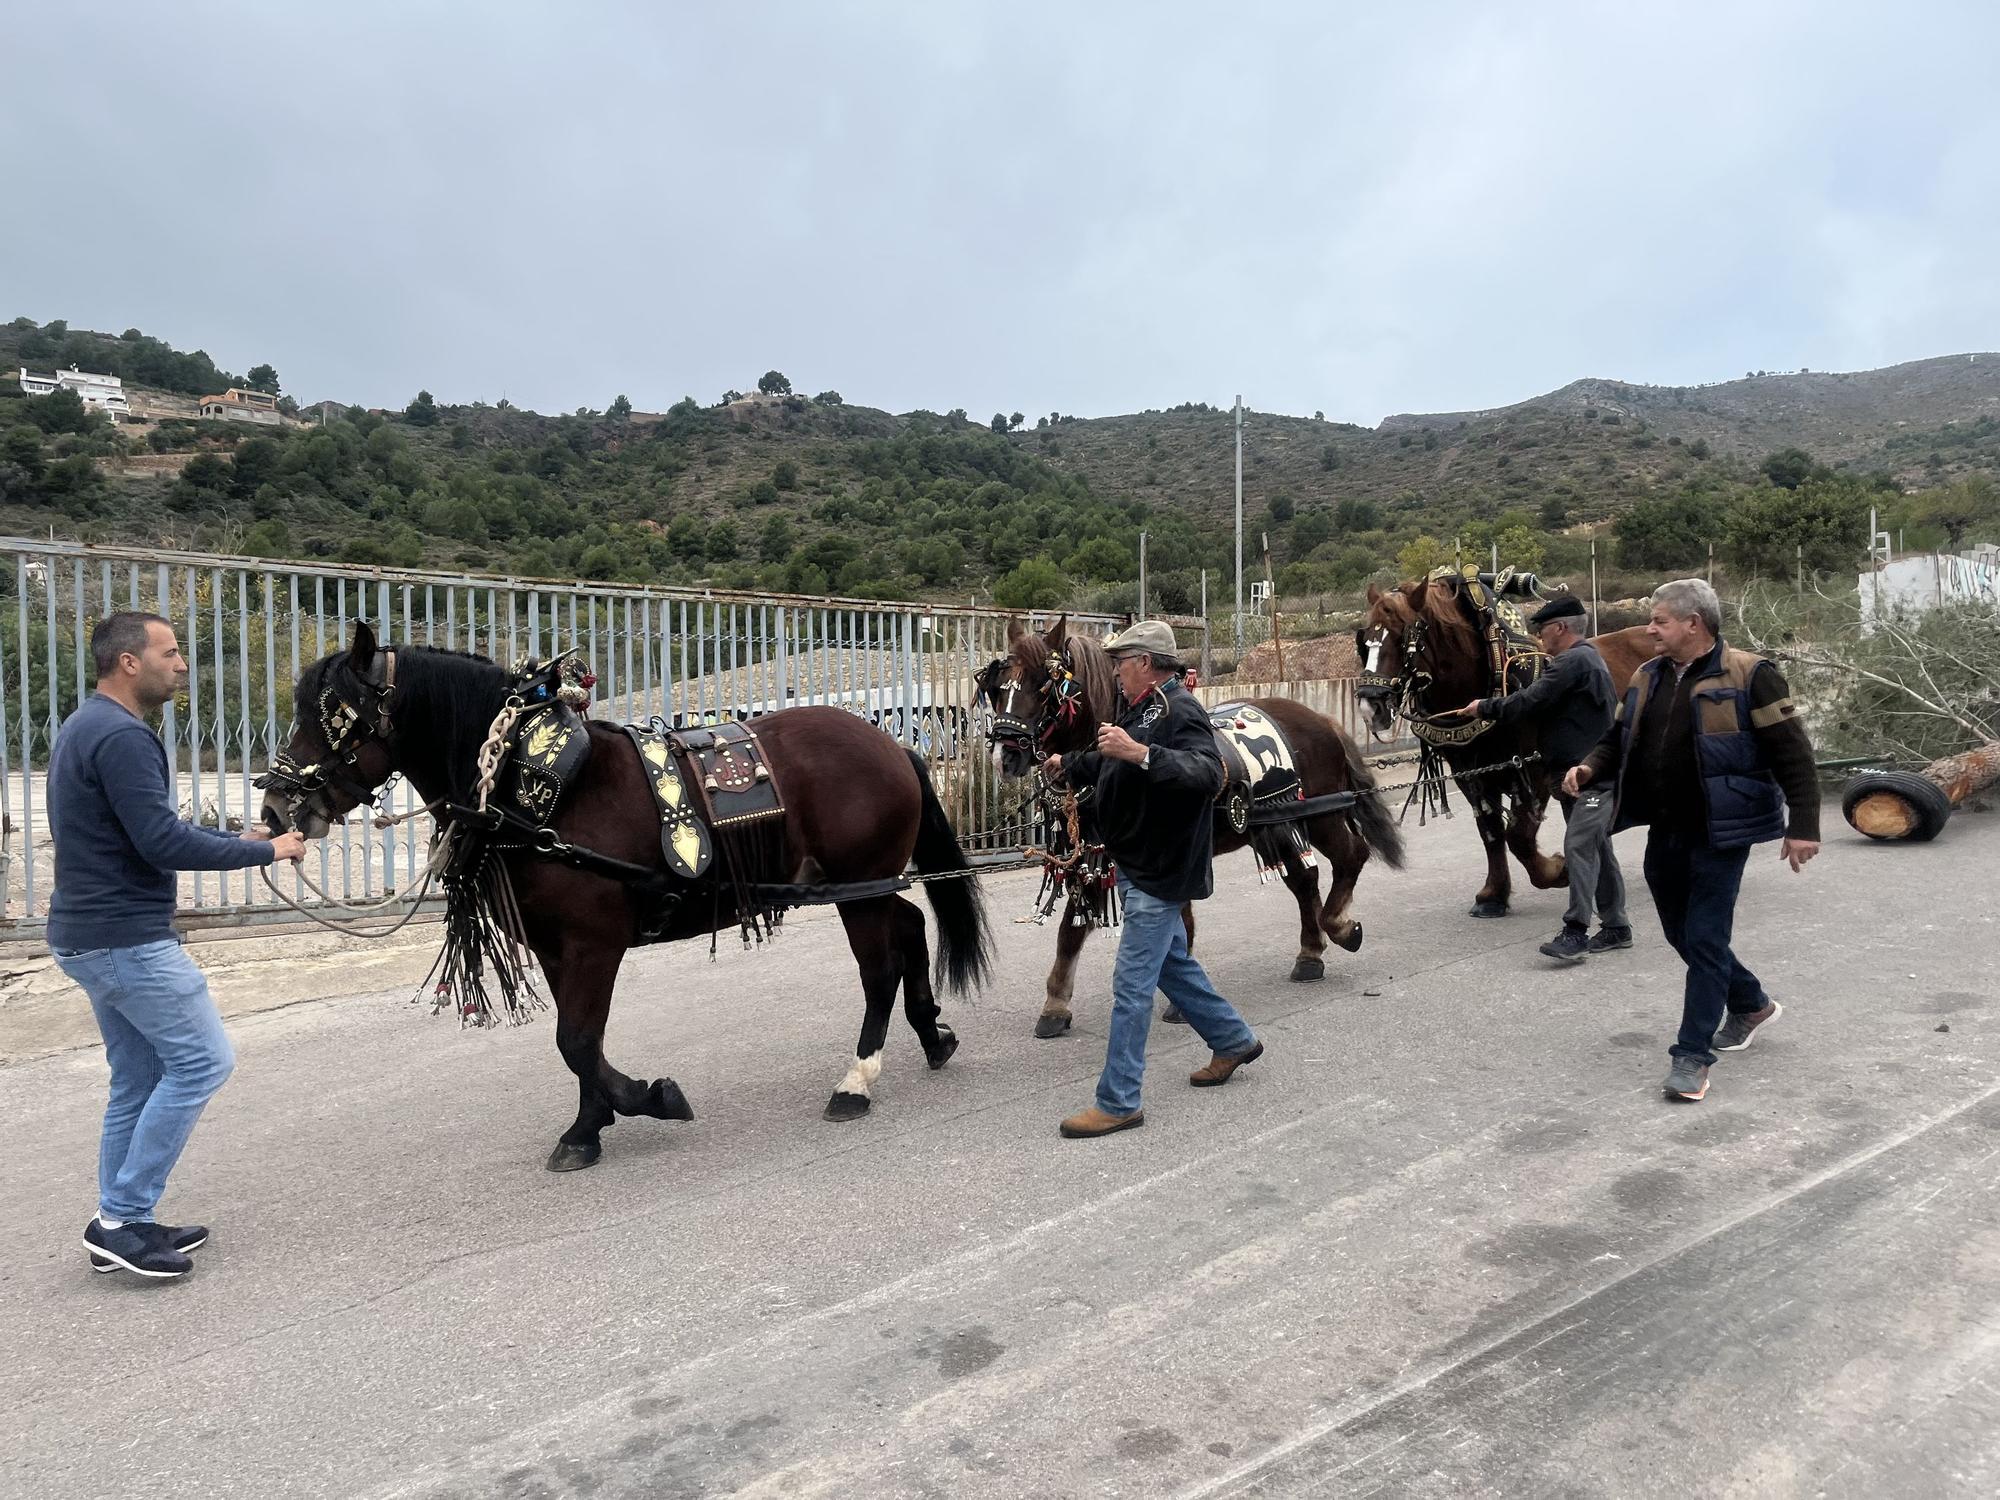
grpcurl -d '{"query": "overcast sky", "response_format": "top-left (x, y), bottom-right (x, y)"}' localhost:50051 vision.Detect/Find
top-left (7, 3), bottom-right (1997, 424)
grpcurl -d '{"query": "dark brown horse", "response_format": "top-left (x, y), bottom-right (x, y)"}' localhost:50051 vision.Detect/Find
top-left (1356, 578), bottom-right (1654, 918)
top-left (978, 618), bottom-right (1403, 1038)
top-left (260, 623), bottom-right (991, 1171)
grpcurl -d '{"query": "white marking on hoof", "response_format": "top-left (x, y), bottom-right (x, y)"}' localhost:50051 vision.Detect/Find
top-left (835, 1050), bottom-right (883, 1098)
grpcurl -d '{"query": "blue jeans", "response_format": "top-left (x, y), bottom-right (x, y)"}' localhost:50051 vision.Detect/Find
top-left (1098, 877), bottom-right (1257, 1115)
top-left (1641, 831), bottom-right (1769, 1067)
top-left (53, 939), bottom-right (235, 1223)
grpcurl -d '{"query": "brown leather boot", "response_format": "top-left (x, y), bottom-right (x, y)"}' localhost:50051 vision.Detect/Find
top-left (1058, 1106), bottom-right (1145, 1138)
top-left (1190, 1039), bottom-right (1264, 1088)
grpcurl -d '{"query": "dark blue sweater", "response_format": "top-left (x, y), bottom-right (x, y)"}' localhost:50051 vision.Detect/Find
top-left (47, 693), bottom-right (273, 951)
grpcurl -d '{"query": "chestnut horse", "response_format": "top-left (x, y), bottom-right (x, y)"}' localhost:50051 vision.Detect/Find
top-left (979, 617), bottom-right (1403, 1038)
top-left (1357, 577), bottom-right (1652, 917)
top-left (260, 623), bottom-right (992, 1171)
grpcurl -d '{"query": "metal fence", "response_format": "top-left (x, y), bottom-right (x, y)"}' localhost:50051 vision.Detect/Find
top-left (0, 537), bottom-right (1162, 937)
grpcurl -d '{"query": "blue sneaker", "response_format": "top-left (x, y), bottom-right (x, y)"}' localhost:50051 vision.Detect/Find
top-left (83, 1219), bottom-right (195, 1279)
top-left (90, 1221), bottom-right (208, 1274)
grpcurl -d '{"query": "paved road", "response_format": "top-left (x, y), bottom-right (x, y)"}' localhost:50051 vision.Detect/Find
top-left (3, 812), bottom-right (1996, 1499)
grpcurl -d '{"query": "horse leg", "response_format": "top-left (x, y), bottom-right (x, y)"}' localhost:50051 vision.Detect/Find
top-left (1036, 896), bottom-right (1090, 1039)
top-left (1278, 850), bottom-right (1329, 981)
top-left (546, 943), bottom-right (693, 1174)
top-left (827, 896), bottom-right (902, 1121)
top-left (1506, 792), bottom-right (1569, 890)
top-left (1469, 800), bottom-right (1514, 918)
top-left (1309, 813), bottom-right (1369, 956)
top-left (890, 894), bottom-right (958, 1070)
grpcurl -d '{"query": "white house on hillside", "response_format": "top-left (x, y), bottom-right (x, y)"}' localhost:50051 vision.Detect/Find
top-left (198, 387), bottom-right (281, 425)
top-left (17, 366), bottom-right (131, 416)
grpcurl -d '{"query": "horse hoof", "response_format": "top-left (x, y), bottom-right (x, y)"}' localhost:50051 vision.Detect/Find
top-left (1034, 1012), bottom-right (1072, 1039)
top-left (546, 1140), bottom-right (602, 1173)
top-left (1289, 957), bottom-right (1326, 982)
top-left (1160, 1006), bottom-right (1189, 1024)
top-left (824, 1090), bottom-right (872, 1122)
top-left (925, 1028), bottom-right (959, 1071)
top-left (1334, 923), bottom-right (1364, 954)
top-left (647, 1078), bottom-right (695, 1122)
top-left (1469, 900), bottom-right (1509, 919)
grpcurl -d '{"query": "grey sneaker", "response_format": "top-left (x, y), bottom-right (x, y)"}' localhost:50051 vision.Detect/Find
top-left (1588, 925), bottom-right (1634, 952)
top-left (1663, 1057), bottom-right (1710, 1102)
top-left (1714, 1000), bottom-right (1782, 1053)
top-left (1538, 925), bottom-right (1590, 964)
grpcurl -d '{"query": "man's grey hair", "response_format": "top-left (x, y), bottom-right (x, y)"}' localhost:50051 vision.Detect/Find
top-left (1652, 578), bottom-right (1722, 636)
top-left (91, 611), bottom-right (170, 679)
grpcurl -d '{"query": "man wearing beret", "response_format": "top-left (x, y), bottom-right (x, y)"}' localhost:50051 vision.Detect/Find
top-left (1457, 593), bottom-right (1629, 964)
top-left (1041, 620), bottom-right (1262, 1139)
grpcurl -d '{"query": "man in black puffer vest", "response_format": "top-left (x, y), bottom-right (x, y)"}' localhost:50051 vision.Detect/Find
top-left (1041, 621), bottom-right (1262, 1138)
top-left (1567, 578), bottom-right (1821, 1104)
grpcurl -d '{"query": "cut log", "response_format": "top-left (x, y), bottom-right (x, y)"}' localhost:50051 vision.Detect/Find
top-left (1841, 741), bottom-right (2000, 843)
top-left (1923, 740), bottom-right (2000, 806)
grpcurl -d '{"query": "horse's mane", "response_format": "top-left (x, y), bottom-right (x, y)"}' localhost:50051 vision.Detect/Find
top-left (1010, 626), bottom-right (1119, 722)
top-left (1377, 575), bottom-right (1481, 655)
top-left (300, 642), bottom-right (514, 803)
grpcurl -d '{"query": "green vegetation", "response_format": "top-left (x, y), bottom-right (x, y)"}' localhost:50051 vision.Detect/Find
top-left (4, 318), bottom-right (1999, 617)
top-left (5, 316), bottom-right (247, 394)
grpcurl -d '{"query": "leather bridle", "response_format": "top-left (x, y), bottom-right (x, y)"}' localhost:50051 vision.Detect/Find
top-left (255, 649), bottom-right (399, 826)
top-left (979, 646), bottom-right (1086, 753)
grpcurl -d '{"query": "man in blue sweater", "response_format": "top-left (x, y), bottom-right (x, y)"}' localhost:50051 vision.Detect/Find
top-left (48, 612), bottom-right (304, 1279)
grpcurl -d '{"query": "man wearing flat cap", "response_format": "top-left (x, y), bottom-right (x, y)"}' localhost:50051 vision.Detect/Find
top-left (1041, 620), bottom-right (1263, 1139)
top-left (1457, 593), bottom-right (1630, 963)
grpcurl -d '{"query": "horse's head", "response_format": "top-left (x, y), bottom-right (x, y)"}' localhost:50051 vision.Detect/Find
top-left (975, 616), bottom-right (1100, 778)
top-left (1356, 580), bottom-right (1424, 736)
top-left (257, 620), bottom-right (401, 838)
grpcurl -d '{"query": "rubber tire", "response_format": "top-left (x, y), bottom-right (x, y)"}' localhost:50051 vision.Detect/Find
top-left (1841, 769), bottom-right (1953, 842)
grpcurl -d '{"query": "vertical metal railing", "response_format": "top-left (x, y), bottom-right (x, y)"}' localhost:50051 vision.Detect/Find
top-left (0, 537), bottom-right (1161, 929)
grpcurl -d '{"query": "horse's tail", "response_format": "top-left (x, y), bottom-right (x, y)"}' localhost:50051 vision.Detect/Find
top-left (1336, 724), bottom-right (1407, 870)
top-left (906, 750), bottom-right (993, 996)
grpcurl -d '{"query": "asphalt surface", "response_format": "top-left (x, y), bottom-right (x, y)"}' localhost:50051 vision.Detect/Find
top-left (2, 809), bottom-right (1996, 1499)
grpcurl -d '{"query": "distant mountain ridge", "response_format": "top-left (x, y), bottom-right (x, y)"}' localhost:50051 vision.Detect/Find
top-left (1379, 355), bottom-right (2000, 456)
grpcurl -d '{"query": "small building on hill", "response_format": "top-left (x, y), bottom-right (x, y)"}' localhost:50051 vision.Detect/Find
top-left (17, 366), bottom-right (131, 417)
top-left (198, 387), bottom-right (281, 425)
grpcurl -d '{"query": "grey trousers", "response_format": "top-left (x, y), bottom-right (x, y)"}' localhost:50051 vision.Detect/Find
top-left (1558, 784), bottom-right (1628, 931)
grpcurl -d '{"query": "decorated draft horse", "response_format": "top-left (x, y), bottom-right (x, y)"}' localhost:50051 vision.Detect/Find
top-left (1355, 568), bottom-right (1652, 918)
top-left (978, 618), bottom-right (1404, 1039)
top-left (258, 622), bottom-right (991, 1171)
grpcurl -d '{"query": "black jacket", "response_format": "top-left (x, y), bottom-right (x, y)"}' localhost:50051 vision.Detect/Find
top-left (1061, 677), bottom-right (1223, 903)
top-left (1477, 640), bottom-right (1616, 777)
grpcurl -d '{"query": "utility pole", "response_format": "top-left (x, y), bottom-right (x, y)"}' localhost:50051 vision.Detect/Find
top-left (1138, 531), bottom-right (1148, 618)
top-left (1200, 568), bottom-right (1210, 680)
top-left (1262, 531), bottom-right (1285, 679)
top-left (1233, 396), bottom-right (1244, 656)
top-left (1589, 538), bottom-right (1599, 635)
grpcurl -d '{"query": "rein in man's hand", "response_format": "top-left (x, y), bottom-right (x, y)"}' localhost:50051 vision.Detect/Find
top-left (1095, 724), bottom-right (1145, 764)
top-left (246, 823), bottom-right (308, 863)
